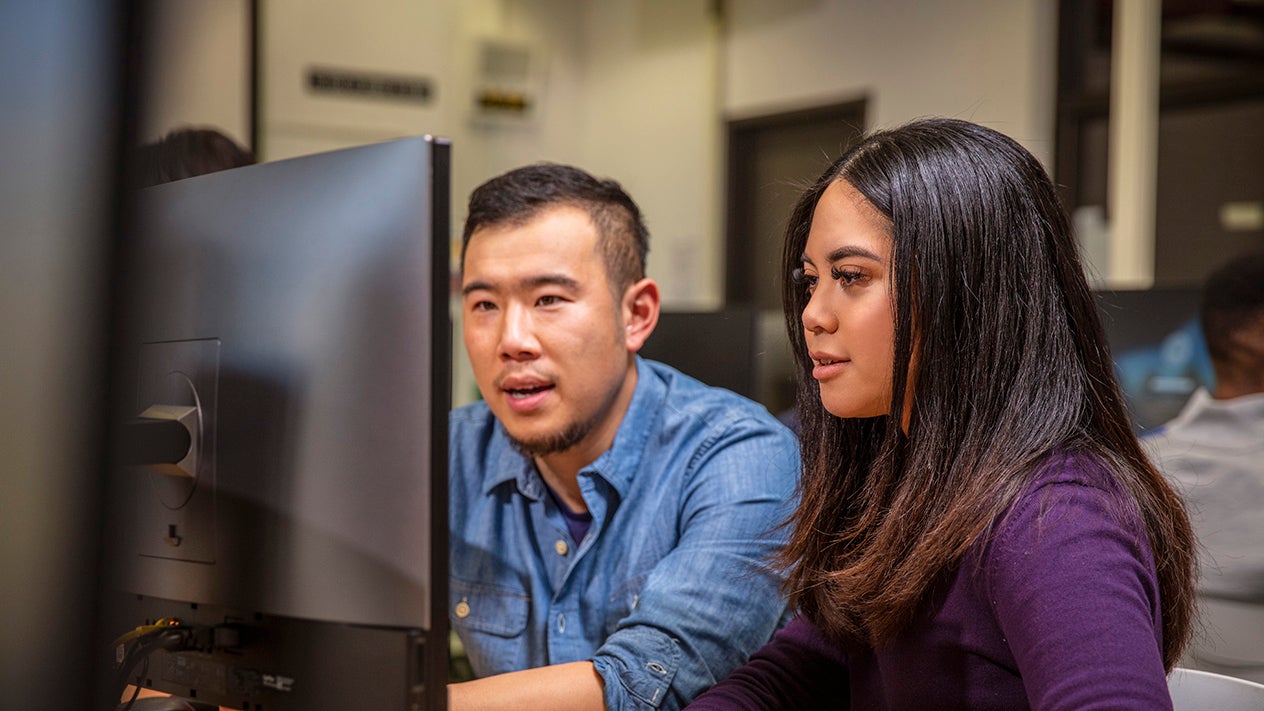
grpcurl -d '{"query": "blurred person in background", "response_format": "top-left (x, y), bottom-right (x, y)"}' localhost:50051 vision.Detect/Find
top-left (1146, 250), bottom-right (1264, 601)
top-left (133, 126), bottom-right (254, 187)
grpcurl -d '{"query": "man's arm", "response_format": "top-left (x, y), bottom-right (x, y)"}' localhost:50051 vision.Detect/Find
top-left (589, 422), bottom-right (799, 710)
top-left (449, 661), bottom-right (604, 711)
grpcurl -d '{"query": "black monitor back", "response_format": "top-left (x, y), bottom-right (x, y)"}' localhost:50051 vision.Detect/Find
top-left (1095, 286), bottom-right (1213, 432)
top-left (640, 307), bottom-right (761, 399)
top-left (103, 136), bottom-right (450, 710)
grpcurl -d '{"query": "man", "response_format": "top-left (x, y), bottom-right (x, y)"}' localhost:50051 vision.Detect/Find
top-left (1146, 249), bottom-right (1264, 600)
top-left (448, 163), bottom-right (798, 710)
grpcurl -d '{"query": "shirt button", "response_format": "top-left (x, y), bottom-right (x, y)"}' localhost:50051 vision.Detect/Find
top-left (454, 600), bottom-right (471, 619)
top-left (554, 539), bottom-right (569, 556)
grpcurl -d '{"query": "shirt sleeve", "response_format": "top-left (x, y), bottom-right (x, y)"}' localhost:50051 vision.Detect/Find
top-left (984, 472), bottom-right (1172, 710)
top-left (684, 616), bottom-right (849, 710)
top-left (591, 420), bottom-right (799, 710)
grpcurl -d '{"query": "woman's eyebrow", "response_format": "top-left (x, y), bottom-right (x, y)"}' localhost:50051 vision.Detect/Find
top-left (800, 246), bottom-right (884, 266)
top-left (827, 246), bottom-right (883, 263)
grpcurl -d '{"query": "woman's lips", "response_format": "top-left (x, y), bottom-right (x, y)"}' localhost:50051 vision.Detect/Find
top-left (811, 355), bottom-right (849, 380)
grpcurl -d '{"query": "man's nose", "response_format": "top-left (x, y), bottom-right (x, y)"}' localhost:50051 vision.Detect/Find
top-left (499, 303), bottom-right (541, 360)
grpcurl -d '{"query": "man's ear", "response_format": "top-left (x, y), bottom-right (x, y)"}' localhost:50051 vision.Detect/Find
top-left (621, 277), bottom-right (660, 353)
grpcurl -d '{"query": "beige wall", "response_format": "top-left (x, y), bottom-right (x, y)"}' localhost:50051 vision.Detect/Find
top-left (723, 0), bottom-right (1058, 166)
top-left (148, 0), bottom-right (1058, 301)
top-left (143, 0), bottom-right (1059, 405)
top-left (140, 0), bottom-right (253, 146)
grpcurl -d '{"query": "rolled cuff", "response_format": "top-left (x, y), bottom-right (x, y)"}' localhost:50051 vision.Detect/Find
top-left (593, 626), bottom-right (682, 710)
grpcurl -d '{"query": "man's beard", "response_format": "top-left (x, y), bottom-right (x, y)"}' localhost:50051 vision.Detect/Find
top-left (507, 413), bottom-right (599, 458)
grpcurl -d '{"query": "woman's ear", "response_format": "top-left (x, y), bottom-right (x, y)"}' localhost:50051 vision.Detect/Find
top-left (621, 277), bottom-right (660, 353)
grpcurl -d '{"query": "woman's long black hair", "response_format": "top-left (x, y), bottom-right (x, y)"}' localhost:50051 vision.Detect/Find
top-left (778, 118), bottom-right (1195, 668)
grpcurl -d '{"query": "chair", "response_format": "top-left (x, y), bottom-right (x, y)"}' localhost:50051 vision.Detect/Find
top-left (1168, 667), bottom-right (1264, 710)
top-left (1183, 596), bottom-right (1264, 684)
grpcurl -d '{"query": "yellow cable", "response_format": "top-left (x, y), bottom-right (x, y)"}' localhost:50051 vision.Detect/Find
top-left (112, 617), bottom-right (181, 648)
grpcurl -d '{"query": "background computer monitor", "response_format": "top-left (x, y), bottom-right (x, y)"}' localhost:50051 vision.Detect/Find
top-left (1094, 286), bottom-right (1214, 433)
top-left (102, 136), bottom-right (450, 710)
top-left (640, 307), bottom-right (762, 400)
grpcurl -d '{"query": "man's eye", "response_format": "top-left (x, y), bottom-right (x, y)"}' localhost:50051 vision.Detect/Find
top-left (536, 295), bottom-right (560, 307)
top-left (471, 300), bottom-right (496, 312)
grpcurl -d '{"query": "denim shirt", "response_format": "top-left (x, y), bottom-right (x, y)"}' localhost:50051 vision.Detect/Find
top-left (449, 358), bottom-right (799, 710)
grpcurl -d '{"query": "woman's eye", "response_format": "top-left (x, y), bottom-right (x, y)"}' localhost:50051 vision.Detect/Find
top-left (791, 267), bottom-right (818, 292)
top-left (831, 267), bottom-right (865, 286)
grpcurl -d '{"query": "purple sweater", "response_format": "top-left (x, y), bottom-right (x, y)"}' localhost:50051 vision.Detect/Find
top-left (687, 453), bottom-right (1171, 710)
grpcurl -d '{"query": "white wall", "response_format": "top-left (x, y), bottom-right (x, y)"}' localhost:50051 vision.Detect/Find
top-left (141, 0), bottom-right (252, 146)
top-left (575, 2), bottom-right (723, 309)
top-left (251, 0), bottom-right (1060, 298)
top-left (261, 0), bottom-right (457, 158)
top-left (261, 0), bottom-right (722, 307)
top-left (723, 0), bottom-right (1058, 167)
top-left (149, 0), bottom-right (1060, 405)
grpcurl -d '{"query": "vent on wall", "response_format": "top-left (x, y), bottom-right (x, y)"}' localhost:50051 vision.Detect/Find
top-left (471, 40), bottom-right (541, 124)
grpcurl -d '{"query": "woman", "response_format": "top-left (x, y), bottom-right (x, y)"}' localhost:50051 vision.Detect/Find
top-left (688, 119), bottom-right (1196, 709)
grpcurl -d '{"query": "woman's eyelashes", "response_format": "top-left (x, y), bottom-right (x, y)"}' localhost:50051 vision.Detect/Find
top-left (831, 267), bottom-right (865, 286)
top-left (794, 264), bottom-right (868, 294)
top-left (792, 267), bottom-right (818, 292)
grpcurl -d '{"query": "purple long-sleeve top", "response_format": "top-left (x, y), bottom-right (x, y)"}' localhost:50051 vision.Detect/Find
top-left (688, 452), bottom-right (1172, 710)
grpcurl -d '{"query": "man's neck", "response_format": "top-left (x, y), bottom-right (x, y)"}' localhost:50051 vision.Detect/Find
top-left (1212, 381), bottom-right (1264, 400)
top-left (532, 363), bottom-right (640, 514)
top-left (535, 456), bottom-right (588, 513)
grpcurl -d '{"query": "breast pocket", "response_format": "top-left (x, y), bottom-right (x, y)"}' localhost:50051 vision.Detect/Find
top-left (450, 577), bottom-right (531, 676)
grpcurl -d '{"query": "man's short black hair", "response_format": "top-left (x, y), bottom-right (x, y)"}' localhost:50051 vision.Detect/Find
top-left (1201, 249), bottom-right (1264, 390)
top-left (461, 163), bottom-right (649, 293)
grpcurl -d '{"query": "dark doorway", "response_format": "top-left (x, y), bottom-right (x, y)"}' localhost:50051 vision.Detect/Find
top-left (725, 100), bottom-right (867, 309)
top-left (723, 100), bottom-right (867, 415)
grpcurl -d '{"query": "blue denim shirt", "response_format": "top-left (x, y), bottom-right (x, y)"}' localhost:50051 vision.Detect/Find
top-left (449, 358), bottom-right (799, 710)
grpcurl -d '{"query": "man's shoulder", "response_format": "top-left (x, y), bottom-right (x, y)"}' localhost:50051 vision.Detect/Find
top-left (449, 400), bottom-right (500, 454)
top-left (450, 399), bottom-right (494, 428)
top-left (642, 358), bottom-right (790, 436)
top-left (635, 361), bottom-right (799, 485)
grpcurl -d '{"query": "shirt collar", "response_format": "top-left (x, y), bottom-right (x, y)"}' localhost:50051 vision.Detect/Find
top-left (480, 356), bottom-right (665, 500)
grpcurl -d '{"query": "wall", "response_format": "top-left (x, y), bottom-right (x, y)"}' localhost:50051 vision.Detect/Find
top-left (146, 0), bottom-right (1060, 286)
top-left (143, 0), bottom-right (1059, 405)
top-left (723, 0), bottom-right (1058, 167)
top-left (261, 0), bottom-right (722, 308)
top-left (141, 0), bottom-right (253, 146)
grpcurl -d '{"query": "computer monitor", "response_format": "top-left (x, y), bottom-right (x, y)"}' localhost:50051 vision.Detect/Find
top-left (101, 136), bottom-right (450, 710)
top-left (1094, 286), bottom-right (1214, 433)
top-left (639, 307), bottom-right (762, 400)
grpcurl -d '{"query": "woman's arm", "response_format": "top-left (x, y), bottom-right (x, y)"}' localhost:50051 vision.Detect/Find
top-left (986, 472), bottom-right (1172, 710)
top-left (685, 616), bottom-right (849, 710)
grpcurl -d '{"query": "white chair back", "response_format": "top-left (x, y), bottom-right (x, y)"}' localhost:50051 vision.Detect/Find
top-left (1184, 596), bottom-right (1264, 684)
top-left (1168, 667), bottom-right (1264, 710)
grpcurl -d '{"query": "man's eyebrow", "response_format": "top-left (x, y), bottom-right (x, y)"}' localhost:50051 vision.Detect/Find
top-left (461, 280), bottom-right (494, 297)
top-left (801, 246), bottom-right (884, 265)
top-left (461, 273), bottom-right (581, 297)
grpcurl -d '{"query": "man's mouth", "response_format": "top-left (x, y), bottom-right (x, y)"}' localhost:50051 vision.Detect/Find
top-left (506, 384), bottom-right (554, 399)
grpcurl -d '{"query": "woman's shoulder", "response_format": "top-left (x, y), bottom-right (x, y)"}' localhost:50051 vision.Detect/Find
top-left (990, 447), bottom-right (1148, 561)
top-left (1023, 447), bottom-right (1125, 497)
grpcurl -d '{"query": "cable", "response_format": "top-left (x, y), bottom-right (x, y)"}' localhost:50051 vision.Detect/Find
top-left (110, 623), bottom-right (191, 711)
top-left (112, 617), bottom-right (181, 648)
top-left (118, 652), bottom-right (148, 711)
